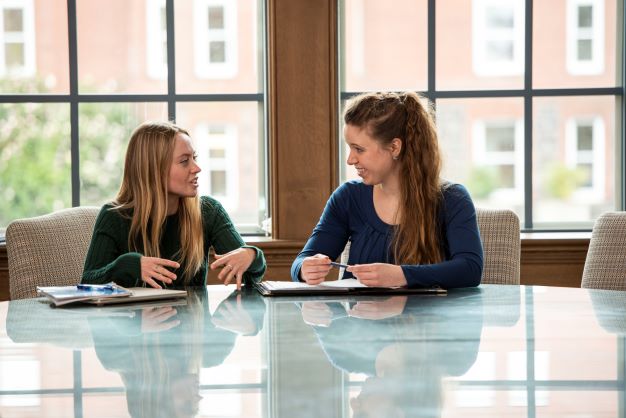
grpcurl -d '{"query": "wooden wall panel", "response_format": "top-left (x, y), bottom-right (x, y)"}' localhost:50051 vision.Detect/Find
top-left (268, 0), bottom-right (338, 240)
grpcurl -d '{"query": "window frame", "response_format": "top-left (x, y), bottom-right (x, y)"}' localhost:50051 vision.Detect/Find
top-left (472, 119), bottom-right (525, 202)
top-left (0, 0), bottom-right (35, 78)
top-left (339, 0), bottom-right (625, 232)
top-left (472, 0), bottom-right (525, 77)
top-left (565, 116), bottom-right (606, 201)
top-left (566, 0), bottom-right (605, 75)
top-left (193, 0), bottom-right (238, 79)
top-left (0, 0), bottom-right (267, 235)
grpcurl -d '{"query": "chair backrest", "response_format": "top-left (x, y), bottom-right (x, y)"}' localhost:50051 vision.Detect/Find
top-left (6, 206), bottom-right (100, 300)
top-left (338, 208), bottom-right (521, 284)
top-left (476, 208), bottom-right (521, 285)
top-left (581, 212), bottom-right (626, 291)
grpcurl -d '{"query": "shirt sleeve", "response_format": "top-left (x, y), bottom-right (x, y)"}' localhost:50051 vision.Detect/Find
top-left (401, 184), bottom-right (484, 289)
top-left (203, 197), bottom-right (266, 284)
top-left (291, 184), bottom-right (351, 281)
top-left (81, 206), bottom-right (143, 287)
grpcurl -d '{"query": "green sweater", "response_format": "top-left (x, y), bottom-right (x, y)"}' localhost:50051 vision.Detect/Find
top-left (82, 196), bottom-right (266, 288)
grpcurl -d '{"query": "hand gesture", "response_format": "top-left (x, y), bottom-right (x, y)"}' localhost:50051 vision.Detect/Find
top-left (348, 296), bottom-right (408, 320)
top-left (212, 293), bottom-right (257, 335)
top-left (140, 256), bottom-right (180, 289)
top-left (300, 254), bottom-right (332, 284)
top-left (347, 263), bottom-right (407, 288)
top-left (301, 301), bottom-right (333, 327)
top-left (140, 306), bottom-right (180, 333)
top-left (210, 247), bottom-right (256, 290)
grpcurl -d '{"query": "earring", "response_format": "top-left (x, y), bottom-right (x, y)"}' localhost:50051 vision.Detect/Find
top-left (393, 155), bottom-right (399, 160)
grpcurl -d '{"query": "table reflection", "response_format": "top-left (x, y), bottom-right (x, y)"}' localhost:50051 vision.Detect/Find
top-left (0, 284), bottom-right (624, 418)
top-left (301, 289), bottom-right (494, 418)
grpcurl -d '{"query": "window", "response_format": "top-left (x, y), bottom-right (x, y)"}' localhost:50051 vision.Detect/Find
top-left (472, 0), bottom-right (524, 77)
top-left (0, 0), bottom-right (35, 77)
top-left (195, 124), bottom-right (239, 211)
top-left (565, 117), bottom-right (605, 200)
top-left (472, 120), bottom-right (524, 202)
top-left (566, 0), bottom-right (604, 75)
top-left (0, 0), bottom-right (266, 234)
top-left (146, 0), bottom-right (167, 79)
top-left (193, 0), bottom-right (238, 79)
top-left (340, 0), bottom-right (623, 230)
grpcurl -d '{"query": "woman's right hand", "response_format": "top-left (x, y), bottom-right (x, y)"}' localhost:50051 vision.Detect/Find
top-left (140, 256), bottom-right (180, 289)
top-left (300, 254), bottom-right (332, 284)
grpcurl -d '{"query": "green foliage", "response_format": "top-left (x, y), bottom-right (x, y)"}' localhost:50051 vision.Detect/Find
top-left (0, 78), bottom-right (135, 228)
top-left (544, 163), bottom-right (587, 200)
top-left (466, 166), bottom-right (499, 200)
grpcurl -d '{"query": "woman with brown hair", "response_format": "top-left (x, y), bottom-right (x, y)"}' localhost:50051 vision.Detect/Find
top-left (291, 92), bottom-right (482, 289)
top-left (82, 121), bottom-right (265, 290)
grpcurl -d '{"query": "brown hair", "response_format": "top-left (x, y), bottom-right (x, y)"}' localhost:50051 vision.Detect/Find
top-left (114, 121), bottom-right (204, 282)
top-left (343, 92), bottom-right (444, 265)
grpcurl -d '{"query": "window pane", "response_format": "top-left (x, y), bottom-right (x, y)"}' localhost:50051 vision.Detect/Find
top-left (341, 0), bottom-right (427, 92)
top-left (578, 5), bottom-right (593, 28)
top-left (533, 96), bottom-right (616, 228)
top-left (210, 170), bottom-right (227, 196)
top-left (3, 9), bottom-right (23, 32)
top-left (577, 39), bottom-right (592, 60)
top-left (177, 102), bottom-right (264, 231)
top-left (437, 0), bottom-right (524, 90)
top-left (0, 103), bottom-right (71, 227)
top-left (4, 43), bottom-right (24, 67)
top-left (437, 98), bottom-right (525, 223)
top-left (534, 0), bottom-right (616, 87)
top-left (0, 0), bottom-right (68, 94)
top-left (76, 0), bottom-right (167, 93)
top-left (79, 103), bottom-right (168, 207)
top-left (175, 0), bottom-right (262, 93)
top-left (208, 6), bottom-right (224, 29)
top-left (209, 41), bottom-right (226, 63)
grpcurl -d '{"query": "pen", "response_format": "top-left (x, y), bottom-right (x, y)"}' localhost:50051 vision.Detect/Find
top-left (77, 283), bottom-right (116, 291)
top-left (330, 261), bottom-right (350, 269)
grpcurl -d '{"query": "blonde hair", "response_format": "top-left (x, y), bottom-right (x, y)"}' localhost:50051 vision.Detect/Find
top-left (344, 92), bottom-right (444, 265)
top-left (114, 121), bottom-right (204, 282)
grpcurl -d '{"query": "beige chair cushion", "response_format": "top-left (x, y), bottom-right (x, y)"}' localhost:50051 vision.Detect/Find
top-left (6, 206), bottom-right (100, 300)
top-left (581, 212), bottom-right (626, 291)
top-left (476, 208), bottom-right (520, 285)
top-left (338, 208), bottom-right (521, 285)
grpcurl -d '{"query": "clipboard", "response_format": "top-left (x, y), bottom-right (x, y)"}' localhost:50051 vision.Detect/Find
top-left (254, 280), bottom-right (447, 297)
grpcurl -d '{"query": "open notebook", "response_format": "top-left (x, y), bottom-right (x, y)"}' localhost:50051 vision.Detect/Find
top-left (254, 279), bottom-right (447, 297)
top-left (37, 284), bottom-right (188, 307)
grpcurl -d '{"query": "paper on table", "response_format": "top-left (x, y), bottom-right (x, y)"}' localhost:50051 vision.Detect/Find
top-left (319, 278), bottom-right (367, 288)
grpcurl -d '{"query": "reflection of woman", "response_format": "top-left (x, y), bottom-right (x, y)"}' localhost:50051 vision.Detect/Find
top-left (305, 291), bottom-right (484, 418)
top-left (82, 121), bottom-right (265, 290)
top-left (89, 287), bottom-right (266, 418)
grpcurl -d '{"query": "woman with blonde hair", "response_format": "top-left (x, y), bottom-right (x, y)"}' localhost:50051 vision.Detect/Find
top-left (291, 92), bottom-right (482, 289)
top-left (82, 121), bottom-right (265, 290)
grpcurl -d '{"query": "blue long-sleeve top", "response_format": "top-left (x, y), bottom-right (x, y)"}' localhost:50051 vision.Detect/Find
top-left (291, 180), bottom-right (483, 289)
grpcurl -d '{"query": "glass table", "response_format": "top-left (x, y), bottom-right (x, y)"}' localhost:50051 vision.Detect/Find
top-left (0, 284), bottom-right (624, 417)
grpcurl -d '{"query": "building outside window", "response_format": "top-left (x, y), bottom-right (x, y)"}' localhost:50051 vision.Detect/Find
top-left (472, 120), bottom-right (524, 203)
top-left (566, 0), bottom-right (605, 75)
top-left (341, 0), bottom-right (621, 230)
top-left (565, 117), bottom-right (605, 201)
top-left (195, 124), bottom-right (239, 211)
top-left (0, 0), bottom-right (35, 77)
top-left (193, 0), bottom-right (238, 79)
top-left (472, 0), bottom-right (524, 77)
top-left (146, 0), bottom-right (167, 79)
top-left (0, 0), bottom-right (265, 235)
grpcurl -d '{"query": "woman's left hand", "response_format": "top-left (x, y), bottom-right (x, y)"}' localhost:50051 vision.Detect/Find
top-left (210, 248), bottom-right (256, 290)
top-left (347, 263), bottom-right (408, 288)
